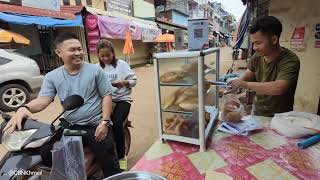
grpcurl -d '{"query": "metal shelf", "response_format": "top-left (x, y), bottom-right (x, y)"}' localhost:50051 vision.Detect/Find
top-left (159, 83), bottom-right (195, 87)
top-left (205, 109), bottom-right (219, 139)
top-left (161, 134), bottom-right (200, 145)
top-left (154, 48), bottom-right (220, 152)
top-left (159, 68), bottom-right (215, 87)
top-left (161, 109), bottom-right (194, 115)
top-left (161, 107), bottom-right (219, 143)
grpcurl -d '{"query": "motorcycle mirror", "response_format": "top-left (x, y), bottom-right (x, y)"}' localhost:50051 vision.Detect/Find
top-left (50, 95), bottom-right (84, 128)
top-left (62, 95), bottom-right (84, 111)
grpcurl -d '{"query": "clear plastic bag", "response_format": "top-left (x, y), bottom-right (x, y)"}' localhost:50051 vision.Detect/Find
top-left (49, 135), bottom-right (86, 180)
top-left (221, 94), bottom-right (245, 123)
top-left (270, 111), bottom-right (320, 138)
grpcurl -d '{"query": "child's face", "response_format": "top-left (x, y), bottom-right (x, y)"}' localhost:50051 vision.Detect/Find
top-left (98, 48), bottom-right (114, 64)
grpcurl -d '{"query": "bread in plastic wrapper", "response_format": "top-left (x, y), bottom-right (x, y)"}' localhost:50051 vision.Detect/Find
top-left (221, 94), bottom-right (245, 123)
top-left (270, 111), bottom-right (320, 138)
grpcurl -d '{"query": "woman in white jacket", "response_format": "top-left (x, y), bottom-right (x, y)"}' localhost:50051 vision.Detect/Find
top-left (97, 38), bottom-right (137, 171)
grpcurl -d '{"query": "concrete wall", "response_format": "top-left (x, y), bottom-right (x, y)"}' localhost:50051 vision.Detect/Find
top-left (269, 0), bottom-right (320, 113)
top-left (89, 39), bottom-right (151, 66)
top-left (133, 0), bottom-right (155, 19)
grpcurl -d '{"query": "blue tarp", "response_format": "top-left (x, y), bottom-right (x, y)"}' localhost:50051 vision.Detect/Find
top-left (233, 7), bottom-right (250, 49)
top-left (0, 12), bottom-right (83, 27)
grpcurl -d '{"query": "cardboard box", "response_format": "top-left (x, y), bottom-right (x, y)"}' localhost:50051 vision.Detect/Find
top-left (188, 19), bottom-right (209, 51)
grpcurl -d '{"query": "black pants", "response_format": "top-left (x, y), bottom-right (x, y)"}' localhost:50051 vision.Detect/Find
top-left (112, 101), bottom-right (131, 159)
top-left (59, 121), bottom-right (121, 178)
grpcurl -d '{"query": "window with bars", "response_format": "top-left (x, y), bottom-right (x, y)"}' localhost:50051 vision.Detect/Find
top-left (104, 0), bottom-right (107, 10)
top-left (86, 0), bottom-right (92, 6)
top-left (63, 0), bottom-right (70, 5)
top-left (75, 0), bottom-right (82, 5)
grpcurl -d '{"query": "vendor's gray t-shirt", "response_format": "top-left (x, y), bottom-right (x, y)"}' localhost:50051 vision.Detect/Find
top-left (39, 62), bottom-right (112, 125)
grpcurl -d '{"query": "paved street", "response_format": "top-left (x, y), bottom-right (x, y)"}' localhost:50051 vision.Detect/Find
top-left (0, 47), bottom-right (247, 168)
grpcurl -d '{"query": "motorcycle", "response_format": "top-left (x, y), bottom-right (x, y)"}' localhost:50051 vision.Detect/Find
top-left (0, 95), bottom-right (132, 180)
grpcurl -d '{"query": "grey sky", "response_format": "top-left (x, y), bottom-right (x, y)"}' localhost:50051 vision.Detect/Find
top-left (211, 0), bottom-right (246, 21)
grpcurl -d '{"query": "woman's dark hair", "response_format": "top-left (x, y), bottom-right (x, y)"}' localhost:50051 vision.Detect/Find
top-left (97, 38), bottom-right (117, 68)
top-left (250, 16), bottom-right (283, 40)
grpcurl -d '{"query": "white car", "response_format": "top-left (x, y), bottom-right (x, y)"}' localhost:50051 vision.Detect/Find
top-left (0, 49), bottom-right (43, 111)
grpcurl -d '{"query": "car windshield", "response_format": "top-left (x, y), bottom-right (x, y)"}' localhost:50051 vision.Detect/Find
top-left (0, 56), bottom-right (12, 65)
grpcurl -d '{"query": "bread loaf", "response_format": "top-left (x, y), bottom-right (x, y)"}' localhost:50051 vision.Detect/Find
top-left (160, 71), bottom-right (186, 83)
top-left (179, 97), bottom-right (198, 111)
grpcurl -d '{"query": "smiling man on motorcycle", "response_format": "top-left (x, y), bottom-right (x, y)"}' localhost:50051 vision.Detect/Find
top-left (3, 33), bottom-right (121, 178)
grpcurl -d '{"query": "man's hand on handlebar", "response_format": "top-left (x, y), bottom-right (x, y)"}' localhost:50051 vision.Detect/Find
top-left (2, 107), bottom-right (34, 133)
top-left (95, 122), bottom-right (108, 142)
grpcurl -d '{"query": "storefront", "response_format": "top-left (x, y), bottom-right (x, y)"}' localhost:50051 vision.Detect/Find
top-left (0, 3), bottom-right (85, 73)
top-left (83, 7), bottom-right (161, 66)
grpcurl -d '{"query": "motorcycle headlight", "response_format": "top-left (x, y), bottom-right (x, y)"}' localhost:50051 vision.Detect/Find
top-left (1, 129), bottom-right (37, 151)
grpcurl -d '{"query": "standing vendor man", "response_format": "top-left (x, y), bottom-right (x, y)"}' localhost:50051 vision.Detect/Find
top-left (229, 16), bottom-right (300, 117)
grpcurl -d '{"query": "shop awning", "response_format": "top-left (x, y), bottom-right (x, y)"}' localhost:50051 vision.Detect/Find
top-left (233, 6), bottom-right (250, 49)
top-left (85, 6), bottom-right (157, 27)
top-left (85, 6), bottom-right (161, 42)
top-left (156, 21), bottom-right (187, 31)
top-left (0, 12), bottom-right (83, 27)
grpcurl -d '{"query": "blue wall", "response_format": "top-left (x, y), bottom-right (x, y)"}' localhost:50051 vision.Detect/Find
top-left (172, 10), bottom-right (188, 27)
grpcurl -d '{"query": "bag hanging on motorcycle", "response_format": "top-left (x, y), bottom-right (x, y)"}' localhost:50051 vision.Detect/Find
top-left (49, 135), bottom-right (86, 180)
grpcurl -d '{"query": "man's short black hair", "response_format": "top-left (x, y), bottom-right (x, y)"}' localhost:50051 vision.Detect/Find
top-left (250, 16), bottom-right (283, 38)
top-left (54, 33), bottom-right (79, 49)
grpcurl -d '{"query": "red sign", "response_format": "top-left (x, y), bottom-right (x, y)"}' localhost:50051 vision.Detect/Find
top-left (86, 14), bottom-right (98, 30)
top-left (85, 13), bottom-right (100, 52)
top-left (315, 40), bottom-right (320, 48)
top-left (87, 30), bottom-right (99, 37)
top-left (290, 27), bottom-right (306, 49)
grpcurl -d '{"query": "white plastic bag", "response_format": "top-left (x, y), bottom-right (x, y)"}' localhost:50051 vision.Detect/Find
top-left (49, 135), bottom-right (86, 180)
top-left (270, 111), bottom-right (320, 138)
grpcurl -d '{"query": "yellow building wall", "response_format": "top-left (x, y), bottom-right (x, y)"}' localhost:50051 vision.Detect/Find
top-left (269, 0), bottom-right (320, 113)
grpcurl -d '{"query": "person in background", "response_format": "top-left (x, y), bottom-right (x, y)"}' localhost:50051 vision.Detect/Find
top-left (229, 16), bottom-right (300, 117)
top-left (97, 38), bottom-right (137, 171)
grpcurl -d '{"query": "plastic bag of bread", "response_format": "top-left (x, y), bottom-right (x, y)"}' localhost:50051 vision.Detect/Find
top-left (270, 111), bottom-right (320, 138)
top-left (221, 94), bottom-right (244, 123)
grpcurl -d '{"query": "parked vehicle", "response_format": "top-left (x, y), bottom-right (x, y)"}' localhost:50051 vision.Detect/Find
top-left (0, 49), bottom-right (43, 111)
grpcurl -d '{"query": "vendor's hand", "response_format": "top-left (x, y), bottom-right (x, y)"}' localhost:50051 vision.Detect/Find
top-left (3, 107), bottom-right (33, 133)
top-left (228, 78), bottom-right (248, 92)
top-left (111, 80), bottom-right (127, 88)
top-left (95, 122), bottom-right (108, 142)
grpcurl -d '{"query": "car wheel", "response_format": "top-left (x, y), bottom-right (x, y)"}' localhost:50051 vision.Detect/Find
top-left (0, 84), bottom-right (30, 111)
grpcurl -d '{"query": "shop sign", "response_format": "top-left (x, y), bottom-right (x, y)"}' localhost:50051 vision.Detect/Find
top-left (290, 26), bottom-right (306, 50)
top-left (107, 0), bottom-right (133, 16)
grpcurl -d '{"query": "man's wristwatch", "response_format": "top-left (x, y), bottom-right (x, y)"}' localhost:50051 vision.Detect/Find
top-left (101, 119), bottom-right (113, 127)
